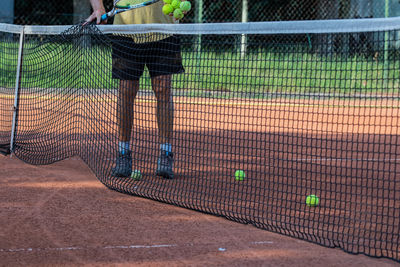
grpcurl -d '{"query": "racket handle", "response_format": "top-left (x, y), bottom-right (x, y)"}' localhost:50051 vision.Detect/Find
top-left (101, 14), bottom-right (108, 21)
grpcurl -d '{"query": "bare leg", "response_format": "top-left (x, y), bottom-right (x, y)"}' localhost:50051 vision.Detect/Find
top-left (118, 80), bottom-right (140, 142)
top-left (111, 80), bottom-right (139, 177)
top-left (151, 75), bottom-right (174, 144)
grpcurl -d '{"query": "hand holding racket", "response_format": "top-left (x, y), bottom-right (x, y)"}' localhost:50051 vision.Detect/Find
top-left (86, 0), bottom-right (160, 24)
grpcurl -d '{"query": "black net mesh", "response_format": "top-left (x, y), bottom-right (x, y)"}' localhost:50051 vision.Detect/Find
top-left (1, 21), bottom-right (400, 261)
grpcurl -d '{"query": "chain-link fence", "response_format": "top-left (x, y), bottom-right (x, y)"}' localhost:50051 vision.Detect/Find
top-left (7, 0), bottom-right (400, 25)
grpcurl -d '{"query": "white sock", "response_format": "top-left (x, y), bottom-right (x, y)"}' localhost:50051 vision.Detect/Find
top-left (160, 143), bottom-right (172, 154)
top-left (119, 141), bottom-right (130, 155)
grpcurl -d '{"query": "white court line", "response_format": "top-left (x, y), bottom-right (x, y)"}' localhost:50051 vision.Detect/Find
top-left (0, 244), bottom-right (176, 253)
top-left (251, 241), bottom-right (274, 244)
top-left (0, 247), bottom-right (82, 252)
top-left (2, 94), bottom-right (398, 108)
top-left (104, 244), bottom-right (177, 249)
top-left (0, 241), bottom-right (274, 253)
top-left (294, 158), bottom-right (400, 162)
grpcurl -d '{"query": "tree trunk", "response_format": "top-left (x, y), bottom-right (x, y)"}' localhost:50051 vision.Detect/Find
top-left (316, 0), bottom-right (340, 19)
top-left (0, 0), bottom-right (14, 23)
top-left (315, 0), bottom-right (340, 55)
top-left (73, 0), bottom-right (91, 24)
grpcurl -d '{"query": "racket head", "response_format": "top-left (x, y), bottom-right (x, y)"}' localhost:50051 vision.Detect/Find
top-left (101, 0), bottom-right (160, 21)
top-left (114, 0), bottom-right (159, 9)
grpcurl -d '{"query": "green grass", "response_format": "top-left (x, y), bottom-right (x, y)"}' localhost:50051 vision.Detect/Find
top-left (0, 41), bottom-right (19, 88)
top-left (1, 41), bottom-right (399, 98)
top-left (177, 51), bottom-right (400, 96)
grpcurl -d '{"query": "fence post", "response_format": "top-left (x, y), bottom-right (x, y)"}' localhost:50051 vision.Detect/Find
top-left (384, 0), bottom-right (389, 89)
top-left (241, 0), bottom-right (248, 58)
top-left (195, 0), bottom-right (203, 54)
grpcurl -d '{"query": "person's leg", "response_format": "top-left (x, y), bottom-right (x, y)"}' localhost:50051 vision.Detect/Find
top-left (152, 75), bottom-right (173, 145)
top-left (118, 80), bottom-right (140, 145)
top-left (110, 35), bottom-right (145, 177)
top-left (146, 36), bottom-right (183, 179)
top-left (152, 74), bottom-right (174, 179)
top-left (112, 79), bottom-right (140, 177)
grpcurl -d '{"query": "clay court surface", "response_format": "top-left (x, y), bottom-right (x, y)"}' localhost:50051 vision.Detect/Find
top-left (0, 155), bottom-right (398, 266)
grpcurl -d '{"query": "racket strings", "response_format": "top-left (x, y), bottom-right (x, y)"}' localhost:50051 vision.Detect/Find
top-left (115, 0), bottom-right (150, 8)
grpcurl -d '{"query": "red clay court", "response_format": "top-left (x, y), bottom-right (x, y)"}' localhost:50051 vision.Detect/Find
top-left (1, 20), bottom-right (400, 265)
top-left (0, 155), bottom-right (398, 266)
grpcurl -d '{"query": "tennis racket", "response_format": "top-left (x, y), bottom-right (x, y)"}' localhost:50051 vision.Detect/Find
top-left (101, 0), bottom-right (161, 21)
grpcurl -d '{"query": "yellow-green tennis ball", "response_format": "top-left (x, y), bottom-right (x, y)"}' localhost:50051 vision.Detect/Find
top-left (173, 8), bottom-right (184, 20)
top-left (171, 0), bottom-right (181, 9)
top-left (235, 170), bottom-right (245, 181)
top-left (162, 4), bottom-right (174, 15)
top-left (163, 0), bottom-right (172, 4)
top-left (131, 169), bottom-right (142, 180)
top-left (306, 195), bottom-right (319, 207)
top-left (180, 1), bottom-right (191, 12)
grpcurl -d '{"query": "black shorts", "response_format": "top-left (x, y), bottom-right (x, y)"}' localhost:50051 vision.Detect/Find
top-left (112, 35), bottom-right (184, 80)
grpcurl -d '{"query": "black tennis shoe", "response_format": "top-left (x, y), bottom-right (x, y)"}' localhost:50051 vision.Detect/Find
top-left (111, 151), bottom-right (132, 177)
top-left (156, 151), bottom-right (174, 179)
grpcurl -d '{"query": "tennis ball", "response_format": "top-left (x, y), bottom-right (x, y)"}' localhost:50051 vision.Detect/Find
top-left (162, 4), bottom-right (174, 15)
top-left (180, 1), bottom-right (191, 12)
top-left (235, 170), bottom-right (245, 181)
top-left (163, 0), bottom-right (172, 4)
top-left (171, 0), bottom-right (181, 9)
top-left (306, 195), bottom-right (319, 207)
top-left (131, 169), bottom-right (142, 180)
top-left (173, 8), bottom-right (184, 20)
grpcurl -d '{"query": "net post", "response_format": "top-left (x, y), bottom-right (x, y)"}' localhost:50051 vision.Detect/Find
top-left (9, 26), bottom-right (25, 156)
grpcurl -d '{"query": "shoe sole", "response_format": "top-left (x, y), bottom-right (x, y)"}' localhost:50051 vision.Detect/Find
top-left (156, 170), bottom-right (174, 179)
top-left (111, 169), bottom-right (132, 177)
top-left (112, 173), bottom-right (131, 178)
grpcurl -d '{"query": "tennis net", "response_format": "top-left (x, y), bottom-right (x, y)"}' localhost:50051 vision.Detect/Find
top-left (0, 18), bottom-right (400, 261)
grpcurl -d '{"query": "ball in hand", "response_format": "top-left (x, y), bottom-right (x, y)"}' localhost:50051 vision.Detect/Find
top-left (180, 1), bottom-right (191, 12)
top-left (171, 0), bottom-right (181, 9)
top-left (162, 4), bottom-right (174, 15)
top-left (173, 8), bottom-right (184, 20)
top-left (306, 195), bottom-right (319, 207)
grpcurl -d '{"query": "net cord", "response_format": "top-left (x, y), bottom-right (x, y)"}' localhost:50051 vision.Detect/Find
top-left (1, 16), bottom-right (400, 35)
